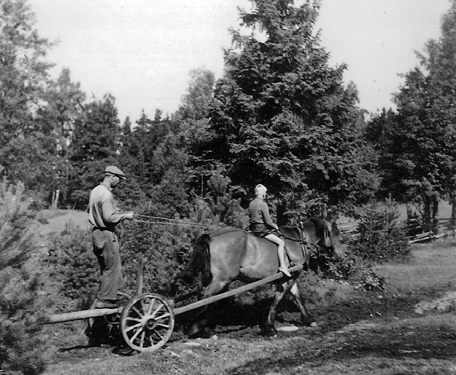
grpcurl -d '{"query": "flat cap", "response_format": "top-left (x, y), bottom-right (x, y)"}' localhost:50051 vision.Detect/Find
top-left (105, 166), bottom-right (126, 179)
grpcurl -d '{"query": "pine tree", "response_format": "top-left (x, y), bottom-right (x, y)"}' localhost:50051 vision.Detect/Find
top-left (67, 94), bottom-right (121, 208)
top-left (0, 179), bottom-right (47, 374)
top-left (385, 0), bottom-right (456, 231)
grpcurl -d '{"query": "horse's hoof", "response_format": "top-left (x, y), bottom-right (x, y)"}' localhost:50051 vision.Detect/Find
top-left (200, 327), bottom-right (216, 339)
top-left (187, 326), bottom-right (201, 338)
top-left (260, 326), bottom-right (277, 337)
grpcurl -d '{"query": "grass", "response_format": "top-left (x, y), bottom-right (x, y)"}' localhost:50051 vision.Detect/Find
top-left (35, 209), bottom-right (88, 237)
top-left (376, 239), bottom-right (456, 295)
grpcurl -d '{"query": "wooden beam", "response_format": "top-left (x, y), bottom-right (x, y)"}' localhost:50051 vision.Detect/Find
top-left (39, 307), bottom-right (122, 324)
top-left (173, 264), bottom-right (304, 316)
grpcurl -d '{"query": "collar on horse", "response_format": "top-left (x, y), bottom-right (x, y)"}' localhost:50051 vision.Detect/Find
top-left (278, 220), bottom-right (332, 259)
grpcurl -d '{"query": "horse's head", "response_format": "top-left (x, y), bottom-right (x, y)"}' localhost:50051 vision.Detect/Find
top-left (324, 214), bottom-right (345, 259)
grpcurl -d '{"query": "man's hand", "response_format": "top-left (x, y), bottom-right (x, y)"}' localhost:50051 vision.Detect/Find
top-left (123, 211), bottom-right (134, 220)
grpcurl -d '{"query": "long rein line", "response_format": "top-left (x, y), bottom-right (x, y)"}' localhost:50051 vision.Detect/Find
top-left (133, 214), bottom-right (222, 229)
top-left (133, 215), bottom-right (326, 254)
top-left (276, 228), bottom-right (325, 258)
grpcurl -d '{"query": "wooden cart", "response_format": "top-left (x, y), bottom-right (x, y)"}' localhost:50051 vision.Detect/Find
top-left (40, 261), bottom-right (304, 353)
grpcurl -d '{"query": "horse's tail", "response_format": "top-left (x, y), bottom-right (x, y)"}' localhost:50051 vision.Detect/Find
top-left (176, 233), bottom-right (212, 285)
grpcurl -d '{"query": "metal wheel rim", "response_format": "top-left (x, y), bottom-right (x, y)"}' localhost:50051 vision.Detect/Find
top-left (120, 293), bottom-right (175, 352)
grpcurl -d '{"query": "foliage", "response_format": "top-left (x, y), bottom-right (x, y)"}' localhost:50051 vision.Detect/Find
top-left (67, 94), bottom-right (121, 208)
top-left (302, 201), bottom-right (408, 292)
top-left (293, 270), bottom-right (354, 309)
top-left (0, 179), bottom-right (47, 375)
top-left (118, 110), bottom-right (182, 202)
top-left (0, 178), bottom-right (34, 266)
top-left (190, 0), bottom-right (377, 223)
top-left (382, 69), bottom-right (450, 231)
top-left (364, 108), bottom-right (398, 200)
top-left (0, 1), bottom-right (85, 206)
top-left (323, 253), bottom-right (385, 291)
top-left (120, 171), bottom-right (248, 299)
top-left (36, 68), bottom-right (86, 205)
top-left (176, 68), bottom-right (215, 122)
top-left (374, 0), bottom-right (456, 230)
top-left (307, 243), bottom-right (385, 292)
top-left (348, 202), bottom-right (409, 263)
top-left (44, 223), bottom-right (97, 310)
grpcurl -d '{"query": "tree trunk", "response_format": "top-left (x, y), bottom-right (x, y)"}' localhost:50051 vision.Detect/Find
top-left (423, 196), bottom-right (432, 233)
top-left (51, 189), bottom-right (60, 210)
top-left (451, 196), bottom-right (456, 228)
top-left (431, 195), bottom-right (439, 233)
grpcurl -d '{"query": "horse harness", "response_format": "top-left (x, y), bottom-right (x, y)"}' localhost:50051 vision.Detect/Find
top-left (278, 226), bottom-right (308, 260)
top-left (278, 222), bottom-right (332, 261)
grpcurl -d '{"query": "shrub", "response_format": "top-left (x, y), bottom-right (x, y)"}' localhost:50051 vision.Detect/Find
top-left (308, 248), bottom-right (385, 292)
top-left (325, 253), bottom-right (385, 291)
top-left (0, 179), bottom-right (47, 375)
top-left (121, 173), bottom-right (248, 298)
top-left (44, 223), bottom-right (98, 310)
top-left (295, 270), bottom-right (356, 308)
top-left (303, 201), bottom-right (407, 293)
top-left (348, 202), bottom-right (409, 263)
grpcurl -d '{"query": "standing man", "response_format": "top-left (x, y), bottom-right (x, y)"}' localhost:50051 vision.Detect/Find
top-left (88, 166), bottom-right (134, 308)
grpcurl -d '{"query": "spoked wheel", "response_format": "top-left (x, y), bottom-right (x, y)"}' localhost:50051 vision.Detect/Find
top-left (120, 293), bottom-right (174, 352)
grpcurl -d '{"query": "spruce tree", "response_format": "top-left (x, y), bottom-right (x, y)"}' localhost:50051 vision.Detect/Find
top-left (194, 0), bottom-right (377, 221)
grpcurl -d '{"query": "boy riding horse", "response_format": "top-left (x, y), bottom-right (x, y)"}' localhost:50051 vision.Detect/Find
top-left (248, 184), bottom-right (291, 277)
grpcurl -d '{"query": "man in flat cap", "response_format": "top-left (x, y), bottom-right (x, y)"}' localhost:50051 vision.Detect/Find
top-left (88, 166), bottom-right (134, 308)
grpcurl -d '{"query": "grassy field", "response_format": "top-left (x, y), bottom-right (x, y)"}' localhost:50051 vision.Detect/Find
top-left (40, 235), bottom-right (456, 375)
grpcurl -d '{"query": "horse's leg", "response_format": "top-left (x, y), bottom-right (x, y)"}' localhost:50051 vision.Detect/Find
top-left (289, 282), bottom-right (316, 327)
top-left (262, 279), bottom-right (294, 336)
top-left (187, 279), bottom-right (228, 338)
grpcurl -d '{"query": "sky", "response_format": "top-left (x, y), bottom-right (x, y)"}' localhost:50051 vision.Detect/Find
top-left (32, 0), bottom-right (452, 122)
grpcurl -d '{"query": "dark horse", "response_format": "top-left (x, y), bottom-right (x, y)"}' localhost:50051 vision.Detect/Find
top-left (176, 216), bottom-right (344, 337)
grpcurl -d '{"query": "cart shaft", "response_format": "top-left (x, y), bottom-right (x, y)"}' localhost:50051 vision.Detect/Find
top-left (39, 307), bottom-right (122, 324)
top-left (173, 264), bottom-right (304, 316)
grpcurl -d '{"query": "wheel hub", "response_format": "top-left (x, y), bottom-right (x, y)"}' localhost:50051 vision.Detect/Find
top-left (144, 317), bottom-right (156, 331)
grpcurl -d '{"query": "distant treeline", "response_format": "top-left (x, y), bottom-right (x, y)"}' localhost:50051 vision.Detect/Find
top-left (2, 0), bottom-right (456, 232)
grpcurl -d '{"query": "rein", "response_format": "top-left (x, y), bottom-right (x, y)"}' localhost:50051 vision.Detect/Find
top-left (277, 223), bottom-right (332, 259)
top-left (134, 214), bottom-right (222, 229)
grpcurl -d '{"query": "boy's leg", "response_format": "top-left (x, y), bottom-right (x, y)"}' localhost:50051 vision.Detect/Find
top-left (265, 233), bottom-right (291, 277)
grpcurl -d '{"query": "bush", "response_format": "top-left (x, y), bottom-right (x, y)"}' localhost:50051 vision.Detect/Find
top-left (295, 270), bottom-right (357, 308)
top-left (0, 179), bottom-right (47, 375)
top-left (121, 172), bottom-right (248, 298)
top-left (348, 202), bottom-right (409, 263)
top-left (44, 223), bottom-right (98, 310)
top-left (301, 201), bottom-right (407, 293)
top-left (324, 253), bottom-right (385, 291)
top-left (308, 248), bottom-right (385, 292)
